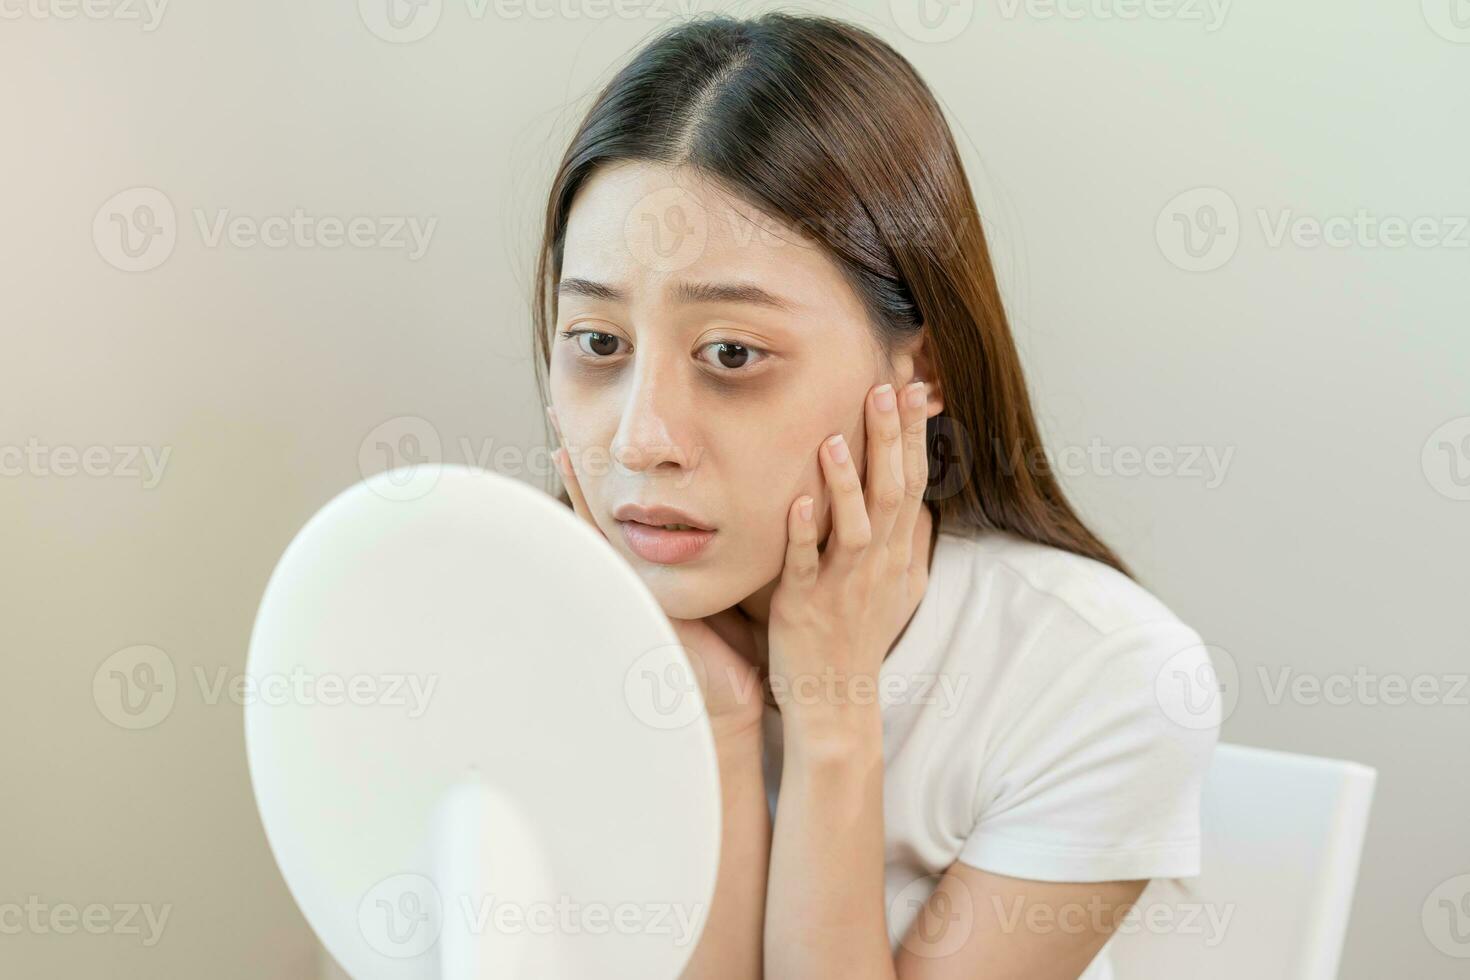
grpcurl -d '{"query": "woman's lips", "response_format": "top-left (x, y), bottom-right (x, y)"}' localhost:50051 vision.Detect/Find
top-left (617, 520), bottom-right (716, 565)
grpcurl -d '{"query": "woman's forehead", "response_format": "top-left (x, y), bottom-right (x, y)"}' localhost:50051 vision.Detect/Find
top-left (562, 162), bottom-right (859, 322)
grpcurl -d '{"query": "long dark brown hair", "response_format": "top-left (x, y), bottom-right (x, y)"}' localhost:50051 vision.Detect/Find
top-left (532, 11), bottom-right (1130, 578)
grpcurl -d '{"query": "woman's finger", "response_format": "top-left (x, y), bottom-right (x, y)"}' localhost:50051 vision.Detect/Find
top-left (889, 380), bottom-right (931, 570)
top-left (780, 493), bottom-right (820, 596)
top-left (818, 431), bottom-right (872, 575)
top-left (862, 381), bottom-right (906, 552)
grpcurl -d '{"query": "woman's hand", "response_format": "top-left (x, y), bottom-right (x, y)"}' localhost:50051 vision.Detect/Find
top-left (546, 406), bottom-right (767, 740)
top-left (765, 379), bottom-right (933, 740)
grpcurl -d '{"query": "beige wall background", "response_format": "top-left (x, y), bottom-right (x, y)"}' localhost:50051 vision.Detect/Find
top-left (2, 0), bottom-right (1466, 977)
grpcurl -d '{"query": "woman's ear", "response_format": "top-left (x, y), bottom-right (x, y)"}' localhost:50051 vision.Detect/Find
top-left (896, 333), bottom-right (944, 418)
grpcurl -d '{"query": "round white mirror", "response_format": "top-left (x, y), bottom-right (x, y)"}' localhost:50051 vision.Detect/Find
top-left (244, 463), bottom-right (721, 979)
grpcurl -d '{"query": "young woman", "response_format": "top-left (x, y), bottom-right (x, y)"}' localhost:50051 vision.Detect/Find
top-left (534, 12), bottom-right (1219, 979)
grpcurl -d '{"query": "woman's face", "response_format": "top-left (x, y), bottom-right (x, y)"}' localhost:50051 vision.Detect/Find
top-left (548, 160), bottom-right (935, 621)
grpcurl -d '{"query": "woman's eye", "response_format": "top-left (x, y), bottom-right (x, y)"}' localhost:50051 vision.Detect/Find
top-left (562, 329), bottom-right (625, 358)
top-left (560, 329), bottom-right (766, 373)
top-left (698, 341), bottom-right (765, 372)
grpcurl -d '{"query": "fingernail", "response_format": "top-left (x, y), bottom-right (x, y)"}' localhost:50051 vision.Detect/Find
top-left (545, 404), bottom-right (559, 431)
top-left (827, 433), bottom-right (849, 463)
top-left (799, 496), bottom-right (813, 521)
top-left (874, 384), bottom-right (895, 412)
top-left (905, 381), bottom-right (927, 409)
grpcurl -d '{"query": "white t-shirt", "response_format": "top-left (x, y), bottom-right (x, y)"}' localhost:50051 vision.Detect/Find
top-left (759, 521), bottom-right (1220, 979)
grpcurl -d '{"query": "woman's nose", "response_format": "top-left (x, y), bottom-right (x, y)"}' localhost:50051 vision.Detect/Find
top-left (608, 360), bottom-right (698, 475)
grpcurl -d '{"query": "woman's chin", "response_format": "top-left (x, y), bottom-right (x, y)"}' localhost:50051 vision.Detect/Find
top-left (639, 574), bottom-right (736, 623)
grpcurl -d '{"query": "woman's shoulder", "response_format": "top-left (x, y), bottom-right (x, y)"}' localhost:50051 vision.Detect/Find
top-left (932, 525), bottom-right (1221, 802)
top-left (932, 524), bottom-right (1206, 680)
top-left (941, 525), bottom-right (1186, 627)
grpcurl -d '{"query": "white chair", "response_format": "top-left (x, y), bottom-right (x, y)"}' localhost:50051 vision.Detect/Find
top-left (1108, 742), bottom-right (1377, 979)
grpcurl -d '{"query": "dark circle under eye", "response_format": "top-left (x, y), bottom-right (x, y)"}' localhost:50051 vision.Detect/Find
top-left (585, 332), bottom-right (619, 356)
top-left (713, 343), bottom-right (750, 370)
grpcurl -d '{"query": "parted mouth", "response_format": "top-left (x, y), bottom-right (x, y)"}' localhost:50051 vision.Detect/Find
top-left (612, 503), bottom-right (716, 532)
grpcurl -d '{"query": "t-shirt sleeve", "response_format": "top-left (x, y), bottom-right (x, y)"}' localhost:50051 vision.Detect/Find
top-left (957, 618), bottom-right (1221, 882)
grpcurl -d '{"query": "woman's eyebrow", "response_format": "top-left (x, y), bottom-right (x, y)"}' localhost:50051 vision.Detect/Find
top-left (556, 277), bottom-right (623, 302)
top-left (557, 277), bottom-right (798, 313)
top-left (672, 279), bottom-right (798, 312)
